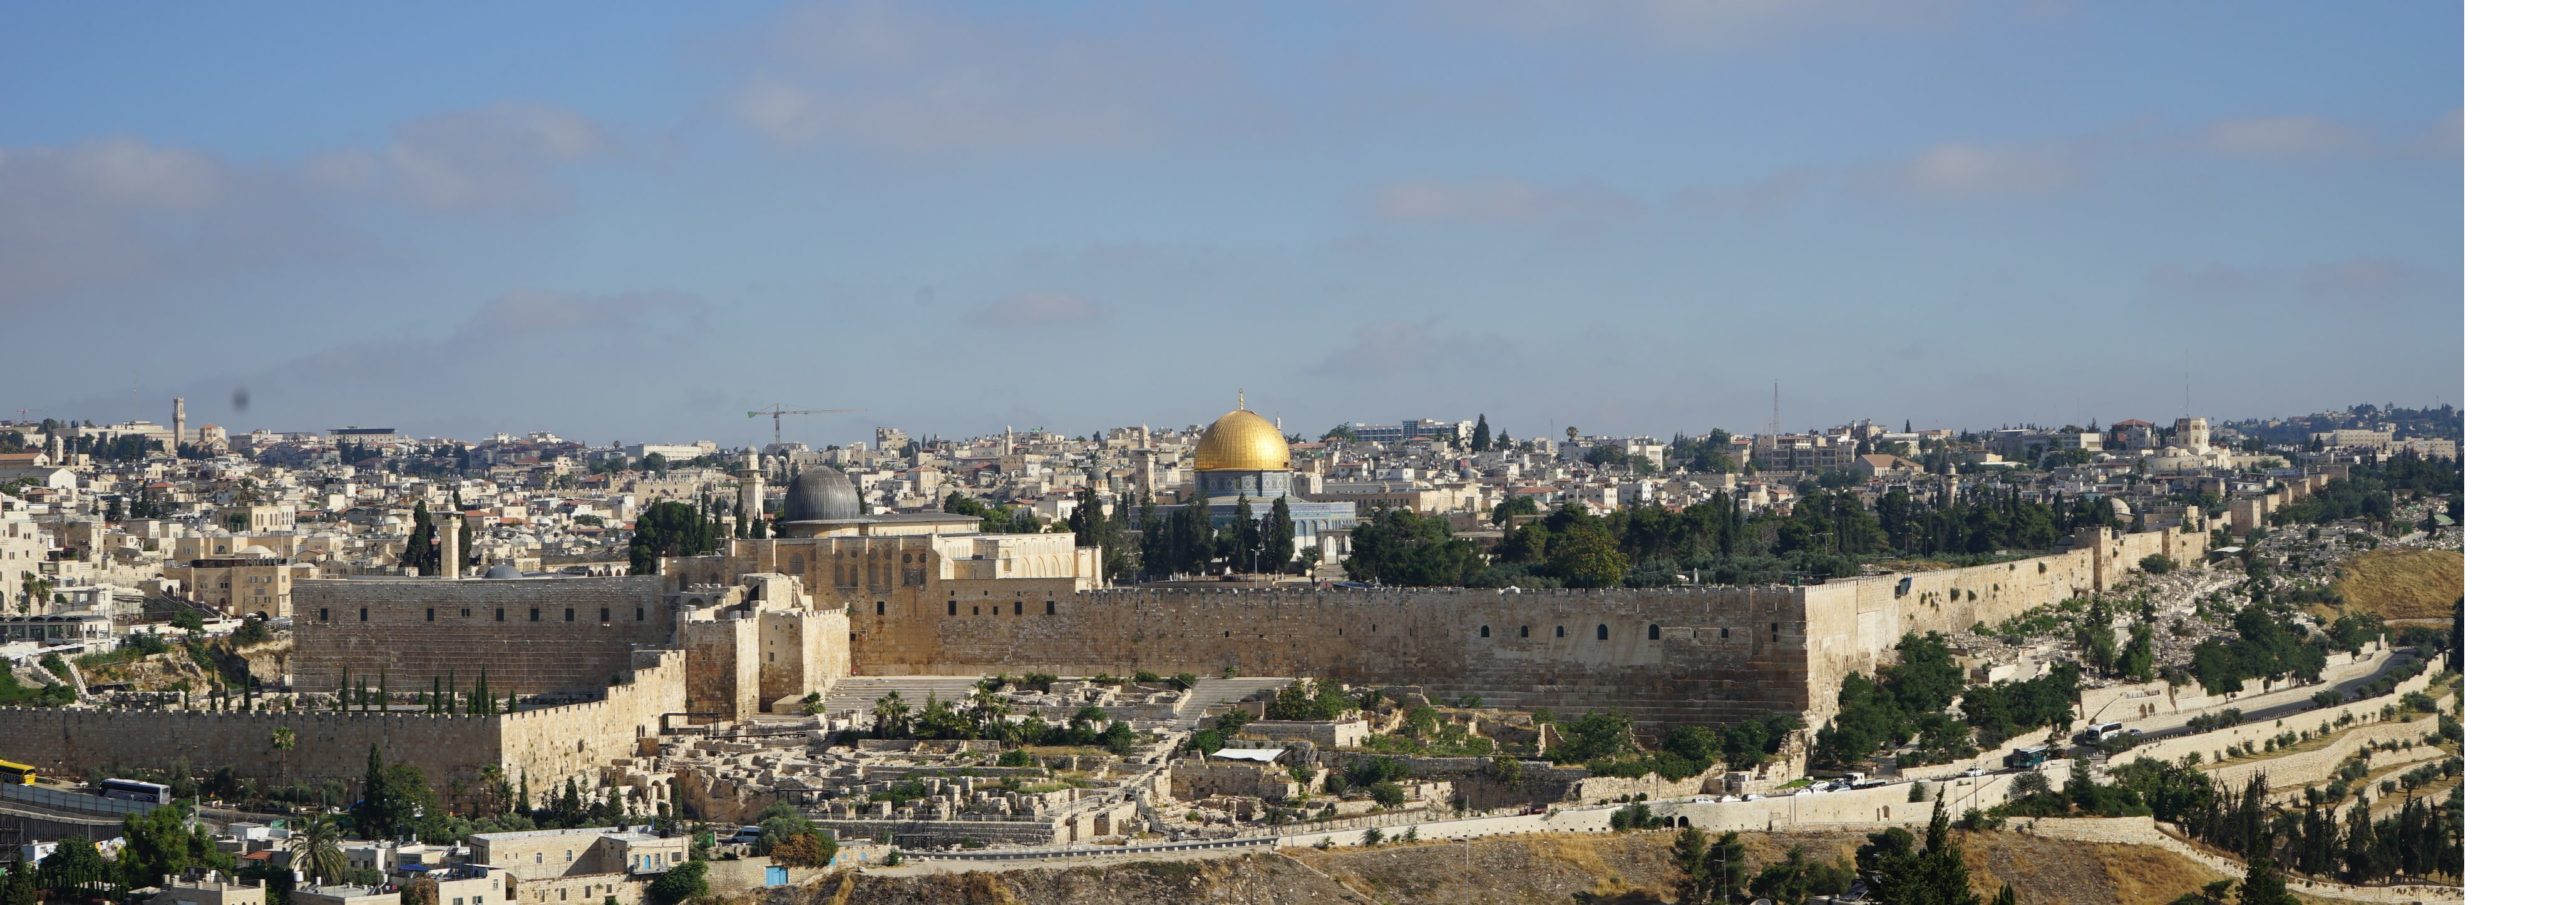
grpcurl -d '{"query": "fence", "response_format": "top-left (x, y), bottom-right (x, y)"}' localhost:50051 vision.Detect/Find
top-left (0, 783), bottom-right (163, 818)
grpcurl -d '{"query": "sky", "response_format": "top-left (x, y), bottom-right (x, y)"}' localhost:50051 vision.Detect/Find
top-left (0, 1), bottom-right (2462, 448)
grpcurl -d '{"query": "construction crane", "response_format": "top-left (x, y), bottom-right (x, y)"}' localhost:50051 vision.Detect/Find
top-left (746, 405), bottom-right (861, 447)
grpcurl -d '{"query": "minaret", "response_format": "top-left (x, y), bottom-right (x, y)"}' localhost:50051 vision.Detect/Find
top-left (740, 450), bottom-right (766, 526)
top-left (436, 510), bottom-right (464, 579)
top-left (172, 397), bottom-right (187, 452)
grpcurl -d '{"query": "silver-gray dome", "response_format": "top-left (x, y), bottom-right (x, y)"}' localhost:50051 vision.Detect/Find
top-left (782, 465), bottom-right (863, 522)
top-left (485, 563), bottom-right (524, 579)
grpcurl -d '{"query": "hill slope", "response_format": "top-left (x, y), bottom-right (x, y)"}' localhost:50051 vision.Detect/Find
top-left (767, 828), bottom-right (2335, 905)
top-left (2335, 548), bottom-right (2464, 621)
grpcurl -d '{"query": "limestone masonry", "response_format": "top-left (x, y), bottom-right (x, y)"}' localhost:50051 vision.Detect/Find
top-left (0, 509), bottom-right (2232, 793)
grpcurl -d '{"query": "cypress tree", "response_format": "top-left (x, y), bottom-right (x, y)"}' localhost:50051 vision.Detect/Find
top-left (1229, 497), bottom-right (1260, 571)
top-left (399, 500), bottom-right (438, 574)
top-left (1472, 414), bottom-right (1491, 452)
top-left (1261, 496), bottom-right (1295, 572)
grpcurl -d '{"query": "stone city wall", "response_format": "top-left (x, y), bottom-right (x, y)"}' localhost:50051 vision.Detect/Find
top-left (0, 650), bottom-right (685, 795)
top-left (500, 649), bottom-right (689, 793)
top-left (0, 706), bottom-right (504, 789)
top-left (295, 577), bottom-right (674, 697)
top-left (677, 618), bottom-right (759, 723)
top-left (856, 585), bottom-right (1820, 729)
top-left (1800, 524), bottom-right (2211, 720)
top-left (804, 525), bottom-right (2213, 729)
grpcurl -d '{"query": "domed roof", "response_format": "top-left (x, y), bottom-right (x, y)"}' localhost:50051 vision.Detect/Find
top-left (237, 544), bottom-right (278, 559)
top-left (1195, 408), bottom-right (1291, 472)
top-left (485, 563), bottom-right (524, 579)
top-left (782, 465), bottom-right (863, 522)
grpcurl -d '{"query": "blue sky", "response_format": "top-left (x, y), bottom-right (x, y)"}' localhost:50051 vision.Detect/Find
top-left (0, 1), bottom-right (2461, 447)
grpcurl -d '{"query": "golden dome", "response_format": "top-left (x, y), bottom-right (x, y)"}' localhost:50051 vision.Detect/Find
top-left (1194, 407), bottom-right (1291, 472)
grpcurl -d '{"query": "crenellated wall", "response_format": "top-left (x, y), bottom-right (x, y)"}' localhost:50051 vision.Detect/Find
top-left (0, 706), bottom-right (505, 789)
top-left (499, 649), bottom-right (688, 792)
top-left (0, 649), bottom-right (688, 795)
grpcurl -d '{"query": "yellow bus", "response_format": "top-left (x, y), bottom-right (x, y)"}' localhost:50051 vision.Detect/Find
top-left (0, 759), bottom-right (35, 784)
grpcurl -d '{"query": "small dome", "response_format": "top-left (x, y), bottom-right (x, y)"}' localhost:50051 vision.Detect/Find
top-left (1195, 408), bottom-right (1291, 472)
top-left (782, 466), bottom-right (863, 522)
top-left (237, 544), bottom-right (277, 558)
top-left (485, 564), bottom-right (524, 579)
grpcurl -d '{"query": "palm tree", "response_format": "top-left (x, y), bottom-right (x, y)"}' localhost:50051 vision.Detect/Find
top-left (293, 817), bottom-right (349, 887)
top-left (870, 690), bottom-right (911, 739)
top-left (475, 764), bottom-right (508, 818)
top-left (965, 689), bottom-right (1010, 737)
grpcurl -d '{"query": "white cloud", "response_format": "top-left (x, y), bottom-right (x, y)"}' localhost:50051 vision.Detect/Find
top-left (1373, 178), bottom-right (1641, 225)
top-left (1309, 318), bottom-right (1519, 377)
top-left (1897, 142), bottom-right (2079, 196)
top-left (2428, 108), bottom-right (2463, 156)
top-left (306, 104), bottom-right (607, 215)
top-left (1432, 0), bottom-right (1957, 49)
top-left (965, 292), bottom-right (1111, 329)
top-left (727, 2), bottom-right (1250, 153)
top-left (0, 140), bottom-right (351, 307)
top-left (2201, 115), bottom-right (2366, 158)
top-left (2147, 263), bottom-right (2271, 300)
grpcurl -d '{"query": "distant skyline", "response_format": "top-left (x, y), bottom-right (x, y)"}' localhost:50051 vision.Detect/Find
top-left (2, 2), bottom-right (2461, 446)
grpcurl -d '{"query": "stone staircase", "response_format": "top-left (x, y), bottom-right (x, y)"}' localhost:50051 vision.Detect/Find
top-left (825, 675), bottom-right (988, 718)
top-left (1172, 677), bottom-right (1294, 724)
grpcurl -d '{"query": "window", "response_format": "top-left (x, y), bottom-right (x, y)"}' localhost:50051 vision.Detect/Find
top-left (1596, 624), bottom-right (1609, 641)
top-left (1771, 621), bottom-right (1780, 641)
top-left (359, 607), bottom-right (368, 622)
top-left (529, 608), bottom-right (541, 622)
top-left (463, 608), bottom-right (471, 618)
top-left (948, 601), bottom-right (957, 616)
top-left (564, 608), bottom-right (574, 622)
top-left (318, 608), bottom-right (329, 621)
top-left (1479, 625), bottom-right (1490, 638)
top-left (876, 601), bottom-right (886, 616)
top-left (1555, 625), bottom-right (1565, 638)
top-left (1014, 601), bottom-right (1022, 615)
top-left (637, 606), bottom-right (645, 621)
top-left (426, 608), bottom-right (435, 622)
top-left (1520, 626), bottom-right (1529, 638)
top-left (1046, 601), bottom-right (1056, 615)
top-left (1720, 627), bottom-right (1730, 639)
top-left (1648, 624), bottom-right (1661, 640)
top-left (496, 608), bottom-right (504, 622)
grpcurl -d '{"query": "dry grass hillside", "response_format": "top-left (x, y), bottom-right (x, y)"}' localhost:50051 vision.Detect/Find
top-left (2333, 549), bottom-right (2464, 622)
top-left (761, 828), bottom-right (2364, 905)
